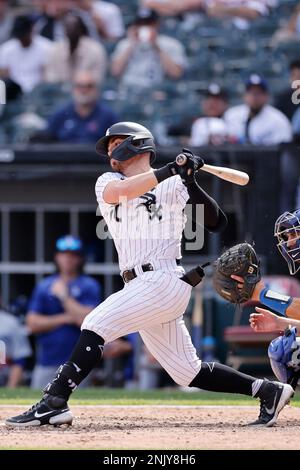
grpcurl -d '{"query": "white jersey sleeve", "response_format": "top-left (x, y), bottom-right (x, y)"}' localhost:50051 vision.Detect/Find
top-left (175, 176), bottom-right (189, 209)
top-left (95, 172), bottom-right (122, 206)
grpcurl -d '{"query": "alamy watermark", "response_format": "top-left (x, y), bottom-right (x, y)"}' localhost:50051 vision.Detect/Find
top-left (0, 79), bottom-right (6, 105)
top-left (0, 340), bottom-right (6, 364)
top-left (96, 199), bottom-right (205, 251)
top-left (292, 80), bottom-right (300, 105)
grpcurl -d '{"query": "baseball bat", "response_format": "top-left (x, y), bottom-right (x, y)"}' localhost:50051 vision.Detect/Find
top-left (176, 154), bottom-right (249, 186)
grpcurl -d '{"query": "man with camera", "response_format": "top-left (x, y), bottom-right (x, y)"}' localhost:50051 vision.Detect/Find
top-left (111, 8), bottom-right (186, 90)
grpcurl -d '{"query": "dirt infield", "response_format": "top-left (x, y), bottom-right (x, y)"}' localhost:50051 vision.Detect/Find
top-left (1, 405), bottom-right (300, 450)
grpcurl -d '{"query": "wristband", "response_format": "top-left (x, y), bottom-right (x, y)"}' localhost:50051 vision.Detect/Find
top-left (259, 288), bottom-right (292, 317)
top-left (154, 164), bottom-right (176, 184)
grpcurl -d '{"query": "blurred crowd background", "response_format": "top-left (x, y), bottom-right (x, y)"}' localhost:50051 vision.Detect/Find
top-left (0, 0), bottom-right (300, 390)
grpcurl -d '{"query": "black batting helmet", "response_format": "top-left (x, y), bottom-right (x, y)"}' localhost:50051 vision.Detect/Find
top-left (95, 122), bottom-right (156, 163)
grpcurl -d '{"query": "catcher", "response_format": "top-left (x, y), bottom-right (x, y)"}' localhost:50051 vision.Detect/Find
top-left (213, 210), bottom-right (300, 391)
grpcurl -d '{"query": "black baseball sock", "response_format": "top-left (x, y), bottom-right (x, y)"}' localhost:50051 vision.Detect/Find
top-left (189, 362), bottom-right (263, 396)
top-left (44, 329), bottom-right (104, 401)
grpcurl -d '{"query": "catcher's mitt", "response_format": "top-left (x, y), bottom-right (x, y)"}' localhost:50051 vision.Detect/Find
top-left (212, 242), bottom-right (261, 303)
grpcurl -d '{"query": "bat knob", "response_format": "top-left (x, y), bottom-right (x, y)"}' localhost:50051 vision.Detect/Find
top-left (176, 154), bottom-right (187, 166)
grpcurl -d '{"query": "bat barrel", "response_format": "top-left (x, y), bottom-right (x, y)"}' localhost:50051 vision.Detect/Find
top-left (175, 154), bottom-right (188, 166)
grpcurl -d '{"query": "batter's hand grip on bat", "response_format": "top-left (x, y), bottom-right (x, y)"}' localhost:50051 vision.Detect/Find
top-left (175, 153), bottom-right (249, 186)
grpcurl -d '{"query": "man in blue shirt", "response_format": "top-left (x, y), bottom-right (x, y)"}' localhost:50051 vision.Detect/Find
top-left (27, 235), bottom-right (101, 389)
top-left (44, 70), bottom-right (119, 143)
top-left (0, 308), bottom-right (31, 387)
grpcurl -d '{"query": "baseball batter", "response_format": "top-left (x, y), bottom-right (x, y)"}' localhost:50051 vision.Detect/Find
top-left (6, 122), bottom-right (293, 428)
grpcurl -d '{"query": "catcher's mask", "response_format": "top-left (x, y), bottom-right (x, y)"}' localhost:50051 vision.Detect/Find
top-left (274, 209), bottom-right (300, 275)
top-left (268, 327), bottom-right (300, 389)
top-left (95, 122), bottom-right (156, 164)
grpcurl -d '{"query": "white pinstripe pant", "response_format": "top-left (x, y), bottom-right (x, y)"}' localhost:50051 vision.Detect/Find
top-left (82, 266), bottom-right (202, 386)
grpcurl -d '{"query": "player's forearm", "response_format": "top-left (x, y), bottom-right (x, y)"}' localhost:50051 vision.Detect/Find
top-left (286, 298), bottom-right (300, 321)
top-left (170, 0), bottom-right (204, 13)
top-left (144, 0), bottom-right (204, 14)
top-left (277, 316), bottom-right (300, 330)
top-left (103, 170), bottom-right (158, 203)
top-left (228, 7), bottom-right (261, 19)
top-left (26, 312), bottom-right (70, 334)
top-left (207, 6), bottom-right (260, 19)
top-left (63, 298), bottom-right (93, 326)
top-left (252, 284), bottom-right (300, 321)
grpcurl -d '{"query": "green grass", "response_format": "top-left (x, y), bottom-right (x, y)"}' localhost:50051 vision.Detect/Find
top-left (0, 387), bottom-right (299, 406)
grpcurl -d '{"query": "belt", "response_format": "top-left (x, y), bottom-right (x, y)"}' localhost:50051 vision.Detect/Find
top-left (122, 259), bottom-right (182, 283)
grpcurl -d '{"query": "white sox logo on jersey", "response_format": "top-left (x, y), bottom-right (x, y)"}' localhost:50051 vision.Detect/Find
top-left (112, 192), bottom-right (163, 223)
top-left (95, 173), bottom-right (205, 259)
top-left (137, 192), bottom-right (163, 221)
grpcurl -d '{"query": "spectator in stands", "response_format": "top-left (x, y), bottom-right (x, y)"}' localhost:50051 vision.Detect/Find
top-left (280, 104), bottom-right (300, 212)
top-left (35, 70), bottom-right (118, 143)
top-left (189, 84), bottom-right (229, 146)
top-left (271, 3), bottom-right (300, 46)
top-left (26, 235), bottom-right (101, 389)
top-left (205, 1), bottom-right (276, 24)
top-left (206, 1), bottom-right (279, 31)
top-left (0, 0), bottom-right (14, 45)
top-left (0, 307), bottom-right (32, 387)
top-left (73, 0), bottom-right (125, 40)
top-left (34, 0), bottom-right (72, 41)
top-left (142, 0), bottom-right (205, 16)
top-left (143, 0), bottom-right (277, 27)
top-left (275, 60), bottom-right (300, 121)
top-left (34, 0), bottom-right (101, 41)
top-left (44, 12), bottom-right (107, 85)
top-left (224, 74), bottom-right (292, 145)
top-left (111, 8), bottom-right (186, 90)
top-left (0, 15), bottom-right (52, 93)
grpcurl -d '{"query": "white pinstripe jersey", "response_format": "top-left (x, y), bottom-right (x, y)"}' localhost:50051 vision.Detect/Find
top-left (95, 172), bottom-right (190, 271)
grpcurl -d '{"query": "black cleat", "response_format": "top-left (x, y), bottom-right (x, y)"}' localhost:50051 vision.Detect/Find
top-left (5, 394), bottom-right (73, 427)
top-left (249, 381), bottom-right (294, 427)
